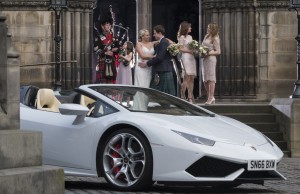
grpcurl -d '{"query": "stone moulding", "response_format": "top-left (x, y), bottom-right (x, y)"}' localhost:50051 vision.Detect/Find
top-left (0, 1), bottom-right (48, 9)
top-left (0, 1), bottom-right (94, 10)
top-left (202, 0), bottom-right (290, 10)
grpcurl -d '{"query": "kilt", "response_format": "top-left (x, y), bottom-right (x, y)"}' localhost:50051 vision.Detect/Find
top-left (150, 71), bottom-right (176, 96)
top-left (96, 56), bottom-right (117, 83)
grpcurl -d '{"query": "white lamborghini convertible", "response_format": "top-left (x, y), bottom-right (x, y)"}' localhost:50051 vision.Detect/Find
top-left (20, 84), bottom-right (286, 190)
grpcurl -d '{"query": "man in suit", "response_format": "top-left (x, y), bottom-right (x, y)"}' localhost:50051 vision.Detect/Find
top-left (138, 25), bottom-right (176, 96)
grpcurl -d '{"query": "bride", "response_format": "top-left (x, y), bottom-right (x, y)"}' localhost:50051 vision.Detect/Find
top-left (133, 29), bottom-right (156, 111)
top-left (134, 29), bottom-right (156, 87)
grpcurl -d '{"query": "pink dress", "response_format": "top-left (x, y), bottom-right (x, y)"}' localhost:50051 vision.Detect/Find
top-left (202, 35), bottom-right (221, 82)
top-left (178, 35), bottom-right (196, 76)
top-left (116, 60), bottom-right (132, 85)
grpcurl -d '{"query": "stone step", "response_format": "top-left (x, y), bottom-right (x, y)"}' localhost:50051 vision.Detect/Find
top-left (263, 131), bottom-right (284, 141)
top-left (201, 104), bottom-right (273, 114)
top-left (283, 151), bottom-right (291, 157)
top-left (0, 165), bottom-right (64, 194)
top-left (246, 122), bottom-right (279, 132)
top-left (0, 130), bottom-right (42, 170)
top-left (200, 104), bottom-right (290, 157)
top-left (222, 113), bottom-right (276, 123)
top-left (274, 141), bottom-right (288, 151)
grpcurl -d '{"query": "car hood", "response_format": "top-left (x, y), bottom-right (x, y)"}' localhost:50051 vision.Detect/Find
top-left (141, 113), bottom-right (267, 146)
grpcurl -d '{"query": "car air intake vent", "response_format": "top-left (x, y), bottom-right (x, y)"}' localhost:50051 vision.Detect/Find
top-left (238, 169), bottom-right (283, 180)
top-left (186, 156), bottom-right (245, 177)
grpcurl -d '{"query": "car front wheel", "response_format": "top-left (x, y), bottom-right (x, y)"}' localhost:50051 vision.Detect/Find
top-left (100, 128), bottom-right (153, 191)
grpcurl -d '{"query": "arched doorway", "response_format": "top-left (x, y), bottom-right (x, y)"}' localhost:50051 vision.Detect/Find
top-left (152, 0), bottom-right (201, 98)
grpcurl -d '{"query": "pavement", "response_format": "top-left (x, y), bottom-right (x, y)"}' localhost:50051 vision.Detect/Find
top-left (64, 157), bottom-right (300, 194)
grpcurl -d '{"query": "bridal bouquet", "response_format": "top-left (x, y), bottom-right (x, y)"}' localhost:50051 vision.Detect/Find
top-left (167, 43), bottom-right (181, 56)
top-left (118, 48), bottom-right (126, 56)
top-left (118, 48), bottom-right (129, 65)
top-left (199, 44), bottom-right (210, 57)
top-left (188, 40), bottom-right (199, 50)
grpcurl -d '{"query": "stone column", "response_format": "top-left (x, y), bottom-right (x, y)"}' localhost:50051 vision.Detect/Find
top-left (74, 8), bottom-right (82, 86)
top-left (0, 16), bottom-right (8, 127)
top-left (64, 10), bottom-right (72, 88)
top-left (6, 32), bottom-right (20, 129)
top-left (83, 8), bottom-right (92, 84)
top-left (0, 16), bottom-right (20, 129)
top-left (137, 0), bottom-right (152, 32)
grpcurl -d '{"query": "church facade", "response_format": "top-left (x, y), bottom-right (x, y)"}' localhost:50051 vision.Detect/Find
top-left (0, 0), bottom-right (296, 101)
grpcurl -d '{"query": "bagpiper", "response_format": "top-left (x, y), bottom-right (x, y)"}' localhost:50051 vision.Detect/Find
top-left (94, 11), bottom-right (119, 83)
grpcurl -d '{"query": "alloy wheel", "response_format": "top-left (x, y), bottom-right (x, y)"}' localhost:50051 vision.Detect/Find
top-left (102, 132), bottom-right (146, 187)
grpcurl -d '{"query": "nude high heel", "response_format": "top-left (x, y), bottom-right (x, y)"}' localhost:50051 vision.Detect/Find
top-left (205, 97), bottom-right (215, 105)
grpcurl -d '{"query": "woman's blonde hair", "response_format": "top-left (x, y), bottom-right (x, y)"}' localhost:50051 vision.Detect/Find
top-left (138, 29), bottom-right (149, 42)
top-left (208, 23), bottom-right (219, 37)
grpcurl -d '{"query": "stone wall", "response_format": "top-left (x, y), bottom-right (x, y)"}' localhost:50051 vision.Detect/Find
top-left (257, 10), bottom-right (297, 100)
top-left (0, 0), bottom-right (95, 89)
top-left (202, 0), bottom-right (296, 101)
top-left (1, 10), bottom-right (53, 87)
top-left (271, 98), bottom-right (300, 157)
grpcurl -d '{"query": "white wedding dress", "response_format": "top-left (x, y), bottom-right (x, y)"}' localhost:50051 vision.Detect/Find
top-left (134, 45), bottom-right (155, 87)
top-left (133, 44), bottom-right (155, 111)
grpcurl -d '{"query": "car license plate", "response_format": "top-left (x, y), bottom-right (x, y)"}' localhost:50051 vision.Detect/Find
top-left (247, 160), bottom-right (276, 171)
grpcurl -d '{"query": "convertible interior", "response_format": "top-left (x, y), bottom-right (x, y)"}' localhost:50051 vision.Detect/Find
top-left (20, 85), bottom-right (96, 116)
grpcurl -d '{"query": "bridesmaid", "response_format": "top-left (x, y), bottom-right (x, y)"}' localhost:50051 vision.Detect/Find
top-left (202, 23), bottom-right (221, 105)
top-left (177, 21), bottom-right (197, 103)
top-left (116, 41), bottom-right (134, 85)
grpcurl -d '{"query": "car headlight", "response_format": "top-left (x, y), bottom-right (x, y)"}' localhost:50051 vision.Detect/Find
top-left (172, 130), bottom-right (215, 146)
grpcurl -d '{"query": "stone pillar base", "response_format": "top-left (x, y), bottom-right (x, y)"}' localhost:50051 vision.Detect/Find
top-left (0, 130), bottom-right (64, 193)
top-left (270, 98), bottom-right (300, 158)
top-left (0, 165), bottom-right (64, 194)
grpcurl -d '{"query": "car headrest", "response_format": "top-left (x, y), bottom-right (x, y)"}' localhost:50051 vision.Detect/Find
top-left (80, 95), bottom-right (95, 108)
top-left (36, 88), bottom-right (61, 112)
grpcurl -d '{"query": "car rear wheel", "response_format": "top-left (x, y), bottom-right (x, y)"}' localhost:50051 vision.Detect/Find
top-left (100, 128), bottom-right (153, 191)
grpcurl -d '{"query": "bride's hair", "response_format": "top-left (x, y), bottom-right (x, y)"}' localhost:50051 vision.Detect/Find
top-left (138, 29), bottom-right (149, 42)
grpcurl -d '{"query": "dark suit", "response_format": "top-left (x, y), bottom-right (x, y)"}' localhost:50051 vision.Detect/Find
top-left (147, 37), bottom-right (175, 96)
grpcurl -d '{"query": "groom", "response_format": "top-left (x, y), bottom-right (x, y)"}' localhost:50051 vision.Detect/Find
top-left (138, 25), bottom-right (176, 96)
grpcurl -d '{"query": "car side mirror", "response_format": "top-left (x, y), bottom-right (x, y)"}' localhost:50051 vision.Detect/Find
top-left (59, 103), bottom-right (89, 125)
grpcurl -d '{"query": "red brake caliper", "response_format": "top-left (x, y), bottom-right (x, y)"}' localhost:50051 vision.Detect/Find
top-left (111, 144), bottom-right (121, 175)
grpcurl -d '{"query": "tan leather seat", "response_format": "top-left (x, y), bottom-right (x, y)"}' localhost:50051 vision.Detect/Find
top-left (36, 89), bottom-right (61, 112)
top-left (80, 95), bottom-right (100, 116)
top-left (80, 95), bottom-right (95, 107)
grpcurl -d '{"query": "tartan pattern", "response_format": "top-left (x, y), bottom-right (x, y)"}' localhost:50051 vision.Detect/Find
top-left (96, 56), bottom-right (117, 83)
top-left (94, 31), bottom-right (119, 84)
top-left (150, 72), bottom-right (176, 96)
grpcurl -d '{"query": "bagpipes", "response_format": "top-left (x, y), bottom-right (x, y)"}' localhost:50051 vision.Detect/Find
top-left (93, 5), bottom-right (130, 55)
top-left (93, 5), bottom-right (132, 77)
top-left (110, 5), bottom-right (130, 47)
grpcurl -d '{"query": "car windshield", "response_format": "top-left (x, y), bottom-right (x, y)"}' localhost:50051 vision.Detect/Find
top-left (89, 86), bottom-right (212, 116)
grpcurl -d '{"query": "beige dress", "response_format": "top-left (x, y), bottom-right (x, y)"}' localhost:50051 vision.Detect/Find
top-left (178, 35), bottom-right (196, 76)
top-left (202, 35), bottom-right (221, 83)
